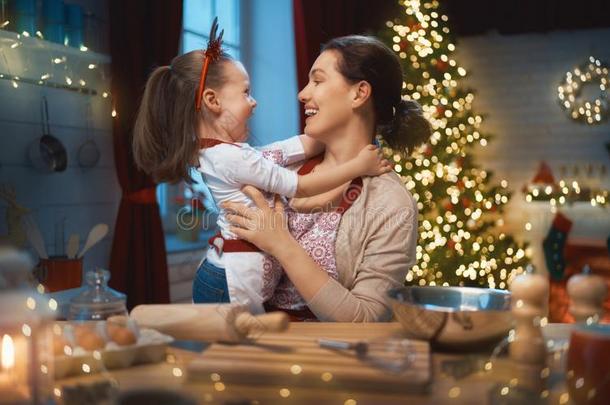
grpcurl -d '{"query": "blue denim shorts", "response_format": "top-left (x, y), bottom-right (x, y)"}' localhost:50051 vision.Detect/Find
top-left (192, 259), bottom-right (230, 304)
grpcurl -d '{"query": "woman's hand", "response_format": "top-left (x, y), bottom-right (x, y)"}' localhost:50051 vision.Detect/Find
top-left (222, 186), bottom-right (293, 256)
top-left (225, 186), bottom-right (331, 302)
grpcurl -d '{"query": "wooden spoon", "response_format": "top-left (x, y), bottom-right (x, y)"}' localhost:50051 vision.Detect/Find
top-left (77, 223), bottom-right (108, 258)
top-left (66, 234), bottom-right (80, 259)
top-left (24, 217), bottom-right (47, 259)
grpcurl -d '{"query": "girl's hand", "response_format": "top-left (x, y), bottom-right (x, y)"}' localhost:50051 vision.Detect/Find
top-left (299, 134), bottom-right (325, 158)
top-left (355, 144), bottom-right (392, 177)
top-left (222, 186), bottom-right (292, 256)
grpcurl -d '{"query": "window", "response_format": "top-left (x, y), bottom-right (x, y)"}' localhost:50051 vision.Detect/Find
top-left (157, 0), bottom-right (242, 241)
top-left (183, 0), bottom-right (241, 59)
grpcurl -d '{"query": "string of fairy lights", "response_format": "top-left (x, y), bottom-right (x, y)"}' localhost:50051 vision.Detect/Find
top-left (0, 22), bottom-right (114, 116)
top-left (557, 56), bottom-right (609, 125)
top-left (382, 0), bottom-right (530, 289)
top-left (524, 179), bottom-right (609, 209)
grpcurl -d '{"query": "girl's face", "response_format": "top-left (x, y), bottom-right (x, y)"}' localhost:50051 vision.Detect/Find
top-left (216, 61), bottom-right (257, 142)
top-left (298, 50), bottom-right (355, 139)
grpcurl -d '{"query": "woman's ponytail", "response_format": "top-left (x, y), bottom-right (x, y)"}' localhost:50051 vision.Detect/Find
top-left (379, 99), bottom-right (431, 155)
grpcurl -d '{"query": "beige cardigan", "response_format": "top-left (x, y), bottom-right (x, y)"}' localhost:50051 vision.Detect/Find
top-left (305, 171), bottom-right (418, 322)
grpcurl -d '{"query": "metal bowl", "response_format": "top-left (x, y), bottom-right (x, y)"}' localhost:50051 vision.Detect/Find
top-left (388, 286), bottom-right (513, 349)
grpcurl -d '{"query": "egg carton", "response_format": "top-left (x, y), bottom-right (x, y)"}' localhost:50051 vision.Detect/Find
top-left (53, 327), bottom-right (174, 379)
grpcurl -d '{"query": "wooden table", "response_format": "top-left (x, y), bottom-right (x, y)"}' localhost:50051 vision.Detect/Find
top-left (57, 323), bottom-right (571, 404)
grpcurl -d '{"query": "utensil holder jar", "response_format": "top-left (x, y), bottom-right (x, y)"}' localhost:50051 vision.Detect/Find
top-left (35, 256), bottom-right (82, 292)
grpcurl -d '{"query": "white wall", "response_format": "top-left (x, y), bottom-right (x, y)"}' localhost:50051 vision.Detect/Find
top-left (0, 21), bottom-right (119, 274)
top-left (455, 28), bottom-right (610, 272)
top-left (240, 0), bottom-right (300, 146)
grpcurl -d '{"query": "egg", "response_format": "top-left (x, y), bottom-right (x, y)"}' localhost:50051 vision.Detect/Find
top-left (74, 325), bottom-right (105, 351)
top-left (107, 323), bottom-right (137, 346)
top-left (53, 335), bottom-right (71, 356)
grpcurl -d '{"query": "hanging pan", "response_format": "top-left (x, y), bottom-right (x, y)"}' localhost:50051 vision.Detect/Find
top-left (28, 96), bottom-right (67, 172)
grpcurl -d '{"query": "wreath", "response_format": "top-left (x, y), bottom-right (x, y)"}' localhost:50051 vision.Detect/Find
top-left (557, 56), bottom-right (608, 125)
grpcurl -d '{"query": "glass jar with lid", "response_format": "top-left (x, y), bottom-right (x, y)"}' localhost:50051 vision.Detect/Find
top-left (68, 268), bottom-right (127, 321)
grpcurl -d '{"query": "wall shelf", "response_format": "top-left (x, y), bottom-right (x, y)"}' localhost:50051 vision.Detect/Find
top-left (0, 72), bottom-right (101, 95)
top-left (0, 28), bottom-right (110, 95)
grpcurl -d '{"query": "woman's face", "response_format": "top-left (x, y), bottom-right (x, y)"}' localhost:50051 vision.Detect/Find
top-left (298, 50), bottom-right (355, 139)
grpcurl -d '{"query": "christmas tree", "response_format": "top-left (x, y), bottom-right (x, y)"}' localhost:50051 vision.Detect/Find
top-left (378, 0), bottom-right (530, 289)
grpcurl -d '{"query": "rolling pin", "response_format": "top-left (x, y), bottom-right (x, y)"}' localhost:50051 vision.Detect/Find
top-left (128, 303), bottom-right (290, 343)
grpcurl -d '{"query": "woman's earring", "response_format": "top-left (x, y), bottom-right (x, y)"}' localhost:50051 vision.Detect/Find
top-left (392, 106), bottom-right (397, 117)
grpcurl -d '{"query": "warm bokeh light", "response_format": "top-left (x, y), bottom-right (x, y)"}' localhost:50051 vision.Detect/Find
top-left (380, 0), bottom-right (530, 288)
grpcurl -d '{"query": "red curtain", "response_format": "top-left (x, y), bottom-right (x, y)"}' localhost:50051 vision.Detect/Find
top-left (108, 0), bottom-right (183, 309)
top-left (292, 0), bottom-right (396, 130)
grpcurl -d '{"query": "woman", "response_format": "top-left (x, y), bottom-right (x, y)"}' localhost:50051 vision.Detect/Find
top-left (223, 35), bottom-right (431, 322)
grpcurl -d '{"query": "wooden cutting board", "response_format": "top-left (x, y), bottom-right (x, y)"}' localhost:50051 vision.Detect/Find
top-left (187, 322), bottom-right (431, 394)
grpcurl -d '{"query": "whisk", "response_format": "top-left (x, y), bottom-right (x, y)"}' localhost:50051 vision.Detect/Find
top-left (317, 337), bottom-right (415, 373)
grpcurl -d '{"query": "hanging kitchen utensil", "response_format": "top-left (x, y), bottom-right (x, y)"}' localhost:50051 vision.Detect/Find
top-left (28, 96), bottom-right (67, 172)
top-left (77, 101), bottom-right (100, 168)
top-left (77, 223), bottom-right (108, 258)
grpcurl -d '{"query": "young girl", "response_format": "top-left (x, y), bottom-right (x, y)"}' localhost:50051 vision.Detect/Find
top-left (132, 23), bottom-right (391, 313)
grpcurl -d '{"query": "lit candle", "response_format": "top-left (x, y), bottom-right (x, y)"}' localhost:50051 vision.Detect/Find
top-left (0, 332), bottom-right (32, 404)
top-left (0, 333), bottom-right (29, 403)
top-left (0, 334), bottom-right (15, 383)
top-left (0, 248), bottom-right (55, 403)
top-left (1, 334), bottom-right (15, 369)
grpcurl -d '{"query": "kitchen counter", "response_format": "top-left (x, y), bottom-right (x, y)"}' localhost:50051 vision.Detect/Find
top-left (56, 322), bottom-right (570, 405)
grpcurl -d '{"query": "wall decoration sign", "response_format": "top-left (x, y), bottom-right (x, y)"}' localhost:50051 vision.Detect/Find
top-left (557, 56), bottom-right (608, 125)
